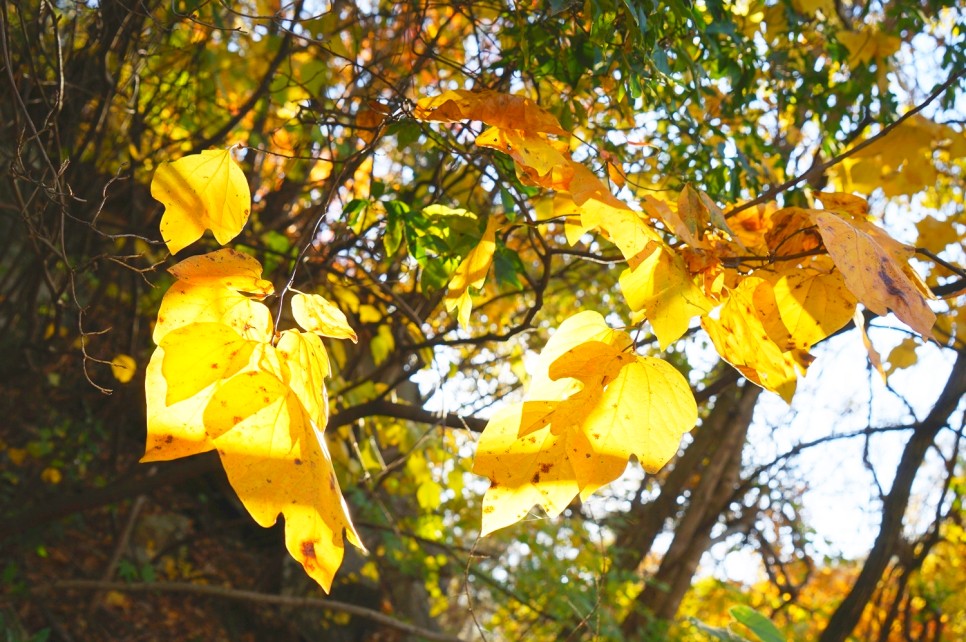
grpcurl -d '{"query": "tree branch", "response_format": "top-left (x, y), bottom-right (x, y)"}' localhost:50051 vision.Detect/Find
top-left (329, 398), bottom-right (488, 432)
top-left (727, 67), bottom-right (966, 217)
top-left (34, 579), bottom-right (465, 642)
top-left (818, 349), bottom-right (966, 642)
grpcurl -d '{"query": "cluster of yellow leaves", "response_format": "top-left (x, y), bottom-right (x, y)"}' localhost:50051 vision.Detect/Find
top-left (832, 115), bottom-right (966, 197)
top-left (472, 311), bottom-right (697, 535)
top-left (145, 152), bottom-right (364, 591)
top-left (415, 90), bottom-right (940, 532)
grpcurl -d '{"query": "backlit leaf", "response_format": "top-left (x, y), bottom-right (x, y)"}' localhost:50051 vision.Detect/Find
top-left (473, 312), bottom-right (696, 534)
top-left (414, 89), bottom-right (567, 135)
top-left (145, 250), bottom-right (364, 592)
top-left (292, 292), bottom-right (358, 342)
top-left (111, 354), bottom-right (137, 384)
top-left (810, 210), bottom-right (936, 340)
top-left (445, 216), bottom-right (498, 327)
top-left (203, 370), bottom-right (365, 591)
top-left (152, 149), bottom-right (252, 254)
top-left (154, 249), bottom-right (274, 344)
top-left (702, 278), bottom-right (800, 402)
top-left (771, 257), bottom-right (857, 350)
top-left (620, 242), bottom-right (714, 348)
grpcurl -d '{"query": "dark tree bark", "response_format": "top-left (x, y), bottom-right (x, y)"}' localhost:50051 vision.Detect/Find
top-left (819, 350), bottom-right (966, 642)
top-left (618, 382), bottom-right (762, 635)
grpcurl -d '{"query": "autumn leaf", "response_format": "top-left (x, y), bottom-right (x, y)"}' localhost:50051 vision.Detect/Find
top-left (701, 278), bottom-right (802, 402)
top-left (142, 346), bottom-right (217, 462)
top-left (414, 89), bottom-right (567, 135)
top-left (445, 216), bottom-right (498, 327)
top-left (837, 27), bottom-right (901, 67)
top-left (475, 127), bottom-right (572, 187)
top-left (158, 322), bottom-right (258, 405)
top-left (885, 337), bottom-right (919, 375)
top-left (292, 291), bottom-right (358, 342)
top-left (620, 242), bottom-right (714, 349)
top-left (203, 368), bottom-right (364, 591)
top-left (473, 311), bottom-right (697, 535)
top-left (151, 149), bottom-right (252, 254)
top-left (770, 256), bottom-right (857, 351)
top-left (111, 354), bottom-right (137, 384)
top-left (809, 210), bottom-right (936, 340)
top-left (145, 249), bottom-right (364, 592)
top-left (578, 198), bottom-right (662, 261)
top-left (154, 249), bottom-right (274, 344)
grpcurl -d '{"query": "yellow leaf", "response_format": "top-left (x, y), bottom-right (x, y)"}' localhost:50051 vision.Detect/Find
top-left (854, 307), bottom-right (886, 380)
top-left (111, 354), bottom-right (137, 384)
top-left (916, 215), bottom-right (959, 253)
top-left (815, 192), bottom-right (869, 217)
top-left (276, 329), bottom-right (331, 423)
top-left (291, 292), bottom-right (358, 342)
top-left (792, 0), bottom-right (835, 15)
top-left (41, 467), bottom-right (62, 484)
top-left (550, 342), bottom-right (697, 491)
top-left (764, 207), bottom-right (823, 256)
top-left (445, 217), bottom-right (498, 328)
top-left (524, 310), bottom-right (631, 396)
top-left (145, 318), bottom-right (364, 591)
top-left (167, 248), bottom-right (274, 295)
top-left (701, 278), bottom-right (800, 402)
top-left (770, 256), bottom-right (857, 350)
top-left (837, 28), bottom-right (901, 68)
top-left (158, 322), bottom-right (258, 406)
top-left (475, 127), bottom-right (570, 187)
top-left (473, 312), bottom-right (696, 534)
top-left (203, 370), bottom-right (365, 591)
top-left (152, 149), bottom-right (252, 254)
top-left (886, 337), bottom-right (919, 375)
top-left (154, 249), bottom-right (274, 344)
top-left (620, 243), bottom-right (714, 348)
top-left (579, 198), bottom-right (662, 262)
top-left (142, 347), bottom-right (216, 462)
top-left (474, 409), bottom-right (578, 535)
top-left (674, 185), bottom-right (738, 247)
top-left (810, 210), bottom-right (936, 339)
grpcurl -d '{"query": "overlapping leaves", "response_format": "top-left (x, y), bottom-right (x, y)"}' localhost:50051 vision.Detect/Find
top-left (415, 90), bottom-right (941, 531)
top-left (146, 151), bottom-right (363, 591)
top-left (472, 312), bottom-right (697, 535)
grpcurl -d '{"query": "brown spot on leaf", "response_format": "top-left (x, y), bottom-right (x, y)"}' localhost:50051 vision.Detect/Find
top-left (294, 458), bottom-right (303, 466)
top-left (878, 266), bottom-right (906, 299)
top-left (301, 541), bottom-right (316, 560)
top-left (164, 435), bottom-right (174, 444)
top-left (531, 472), bottom-right (541, 483)
top-left (539, 463), bottom-right (552, 474)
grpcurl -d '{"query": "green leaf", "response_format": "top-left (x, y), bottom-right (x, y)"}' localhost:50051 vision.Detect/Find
top-left (730, 606), bottom-right (786, 642)
top-left (343, 198), bottom-right (369, 225)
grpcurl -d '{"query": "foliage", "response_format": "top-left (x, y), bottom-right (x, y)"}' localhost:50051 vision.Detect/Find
top-left (2, 0), bottom-right (966, 640)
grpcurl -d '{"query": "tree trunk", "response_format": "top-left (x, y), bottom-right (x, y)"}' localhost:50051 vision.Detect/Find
top-left (619, 382), bottom-right (762, 635)
top-left (819, 350), bottom-right (966, 642)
